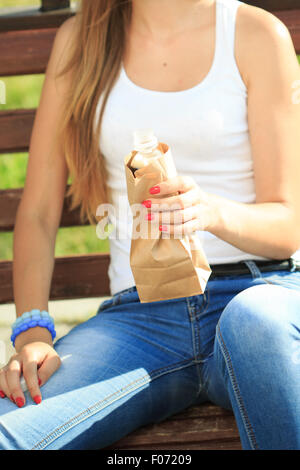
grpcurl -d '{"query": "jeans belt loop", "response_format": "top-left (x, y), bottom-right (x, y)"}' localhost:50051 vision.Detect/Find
top-left (242, 260), bottom-right (262, 279)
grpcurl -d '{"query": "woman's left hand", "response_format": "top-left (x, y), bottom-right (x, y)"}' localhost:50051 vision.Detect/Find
top-left (142, 175), bottom-right (218, 237)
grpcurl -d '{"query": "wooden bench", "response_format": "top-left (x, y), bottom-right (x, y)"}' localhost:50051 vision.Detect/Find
top-left (0, 0), bottom-right (299, 451)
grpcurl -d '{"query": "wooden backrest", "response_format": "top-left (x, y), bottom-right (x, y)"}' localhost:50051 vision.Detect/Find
top-left (0, 1), bottom-right (299, 304)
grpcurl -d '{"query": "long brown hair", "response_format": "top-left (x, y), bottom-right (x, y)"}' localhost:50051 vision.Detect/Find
top-left (56, 0), bottom-right (132, 224)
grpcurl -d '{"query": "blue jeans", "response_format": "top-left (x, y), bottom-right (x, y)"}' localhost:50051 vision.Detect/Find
top-left (0, 261), bottom-right (300, 450)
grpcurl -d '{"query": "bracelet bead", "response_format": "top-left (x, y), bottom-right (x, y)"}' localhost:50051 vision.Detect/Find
top-left (31, 309), bottom-right (40, 315)
top-left (11, 309), bottom-right (56, 347)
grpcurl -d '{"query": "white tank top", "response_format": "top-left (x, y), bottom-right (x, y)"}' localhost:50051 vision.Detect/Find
top-left (95, 0), bottom-right (300, 296)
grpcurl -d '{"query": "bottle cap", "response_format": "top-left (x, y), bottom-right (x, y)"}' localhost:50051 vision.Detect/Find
top-left (133, 129), bottom-right (158, 154)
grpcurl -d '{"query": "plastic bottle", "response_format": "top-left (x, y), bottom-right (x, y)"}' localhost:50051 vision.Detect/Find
top-left (131, 129), bottom-right (164, 170)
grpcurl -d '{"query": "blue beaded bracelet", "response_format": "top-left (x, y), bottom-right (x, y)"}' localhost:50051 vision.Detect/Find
top-left (11, 309), bottom-right (56, 347)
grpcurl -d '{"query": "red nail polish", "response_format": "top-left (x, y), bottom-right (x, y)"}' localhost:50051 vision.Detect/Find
top-left (142, 200), bottom-right (152, 208)
top-left (38, 378), bottom-right (42, 386)
top-left (159, 225), bottom-right (168, 232)
top-left (146, 213), bottom-right (154, 221)
top-left (150, 186), bottom-right (160, 195)
top-left (15, 397), bottom-right (24, 408)
top-left (34, 395), bottom-right (42, 405)
top-left (0, 390), bottom-right (5, 399)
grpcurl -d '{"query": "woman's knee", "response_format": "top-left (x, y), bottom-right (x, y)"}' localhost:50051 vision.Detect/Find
top-left (217, 284), bottom-right (300, 355)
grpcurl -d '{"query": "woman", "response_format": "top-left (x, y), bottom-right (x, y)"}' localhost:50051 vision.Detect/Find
top-left (0, 0), bottom-right (299, 450)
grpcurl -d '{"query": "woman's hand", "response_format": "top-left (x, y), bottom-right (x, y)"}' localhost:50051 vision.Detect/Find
top-left (142, 175), bottom-right (219, 237)
top-left (0, 342), bottom-right (61, 408)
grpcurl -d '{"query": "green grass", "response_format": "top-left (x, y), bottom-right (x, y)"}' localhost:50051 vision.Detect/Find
top-left (0, 74), bottom-right (44, 110)
top-left (0, 0), bottom-right (39, 6)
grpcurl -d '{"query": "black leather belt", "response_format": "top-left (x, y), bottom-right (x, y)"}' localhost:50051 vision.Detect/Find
top-left (208, 258), bottom-right (300, 280)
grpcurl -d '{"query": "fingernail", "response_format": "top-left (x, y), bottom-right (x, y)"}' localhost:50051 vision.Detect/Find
top-left (159, 225), bottom-right (168, 232)
top-left (0, 390), bottom-right (5, 399)
top-left (149, 186), bottom-right (160, 195)
top-left (145, 213), bottom-right (154, 221)
top-left (142, 200), bottom-right (152, 208)
top-left (38, 378), bottom-right (42, 386)
top-left (15, 397), bottom-right (24, 408)
top-left (34, 395), bottom-right (42, 405)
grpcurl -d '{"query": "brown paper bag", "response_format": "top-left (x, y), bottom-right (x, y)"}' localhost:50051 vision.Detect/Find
top-left (124, 142), bottom-right (212, 302)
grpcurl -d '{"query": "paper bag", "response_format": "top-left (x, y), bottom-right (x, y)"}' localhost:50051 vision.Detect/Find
top-left (124, 142), bottom-right (212, 302)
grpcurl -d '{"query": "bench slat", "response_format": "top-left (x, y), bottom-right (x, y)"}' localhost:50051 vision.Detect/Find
top-left (0, 109), bottom-right (35, 154)
top-left (0, 9), bottom-right (299, 76)
top-left (246, 1), bottom-right (300, 11)
top-left (0, 253), bottom-right (110, 304)
top-left (276, 9), bottom-right (300, 49)
top-left (0, 28), bottom-right (56, 76)
top-left (0, 187), bottom-right (84, 232)
top-left (0, 7), bottom-right (73, 32)
top-left (105, 403), bottom-right (242, 450)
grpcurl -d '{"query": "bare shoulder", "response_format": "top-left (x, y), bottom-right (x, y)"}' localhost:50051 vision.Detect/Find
top-left (56, 15), bottom-right (78, 43)
top-left (46, 15), bottom-right (78, 77)
top-left (235, 3), bottom-right (298, 88)
top-left (237, 2), bottom-right (292, 44)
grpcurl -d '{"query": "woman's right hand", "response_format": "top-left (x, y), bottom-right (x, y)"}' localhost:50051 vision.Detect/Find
top-left (0, 342), bottom-right (61, 408)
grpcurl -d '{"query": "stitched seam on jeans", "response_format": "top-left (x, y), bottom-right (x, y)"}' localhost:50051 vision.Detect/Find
top-left (31, 357), bottom-right (195, 450)
top-left (195, 288), bottom-right (210, 319)
top-left (186, 298), bottom-right (203, 395)
top-left (186, 298), bottom-right (200, 359)
top-left (216, 323), bottom-right (259, 450)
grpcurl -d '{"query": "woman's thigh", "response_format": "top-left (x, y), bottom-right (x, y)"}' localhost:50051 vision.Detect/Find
top-left (200, 268), bottom-right (300, 449)
top-left (0, 290), bottom-right (201, 450)
top-left (195, 268), bottom-right (300, 409)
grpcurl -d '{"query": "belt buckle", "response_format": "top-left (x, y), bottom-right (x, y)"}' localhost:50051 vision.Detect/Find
top-left (288, 258), bottom-right (297, 272)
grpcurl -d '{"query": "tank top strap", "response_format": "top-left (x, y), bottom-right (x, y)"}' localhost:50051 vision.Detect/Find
top-left (215, 0), bottom-right (246, 92)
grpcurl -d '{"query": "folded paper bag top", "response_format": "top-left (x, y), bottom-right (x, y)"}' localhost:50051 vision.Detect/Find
top-left (124, 129), bottom-right (212, 303)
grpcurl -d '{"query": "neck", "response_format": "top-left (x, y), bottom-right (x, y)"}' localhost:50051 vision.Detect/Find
top-left (130, 0), bottom-right (215, 39)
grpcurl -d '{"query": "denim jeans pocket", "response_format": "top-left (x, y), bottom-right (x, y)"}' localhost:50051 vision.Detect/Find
top-left (260, 269), bottom-right (300, 292)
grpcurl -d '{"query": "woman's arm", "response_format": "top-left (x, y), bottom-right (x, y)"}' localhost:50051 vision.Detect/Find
top-left (0, 17), bottom-right (76, 407)
top-left (207, 5), bottom-right (300, 259)
top-left (13, 17), bottom-right (76, 350)
top-left (147, 6), bottom-right (300, 260)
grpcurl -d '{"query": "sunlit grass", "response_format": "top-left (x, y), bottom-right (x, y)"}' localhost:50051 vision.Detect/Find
top-left (0, 75), bottom-right (44, 110)
top-left (0, 0), bottom-right (39, 6)
top-left (0, 226), bottom-right (110, 261)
